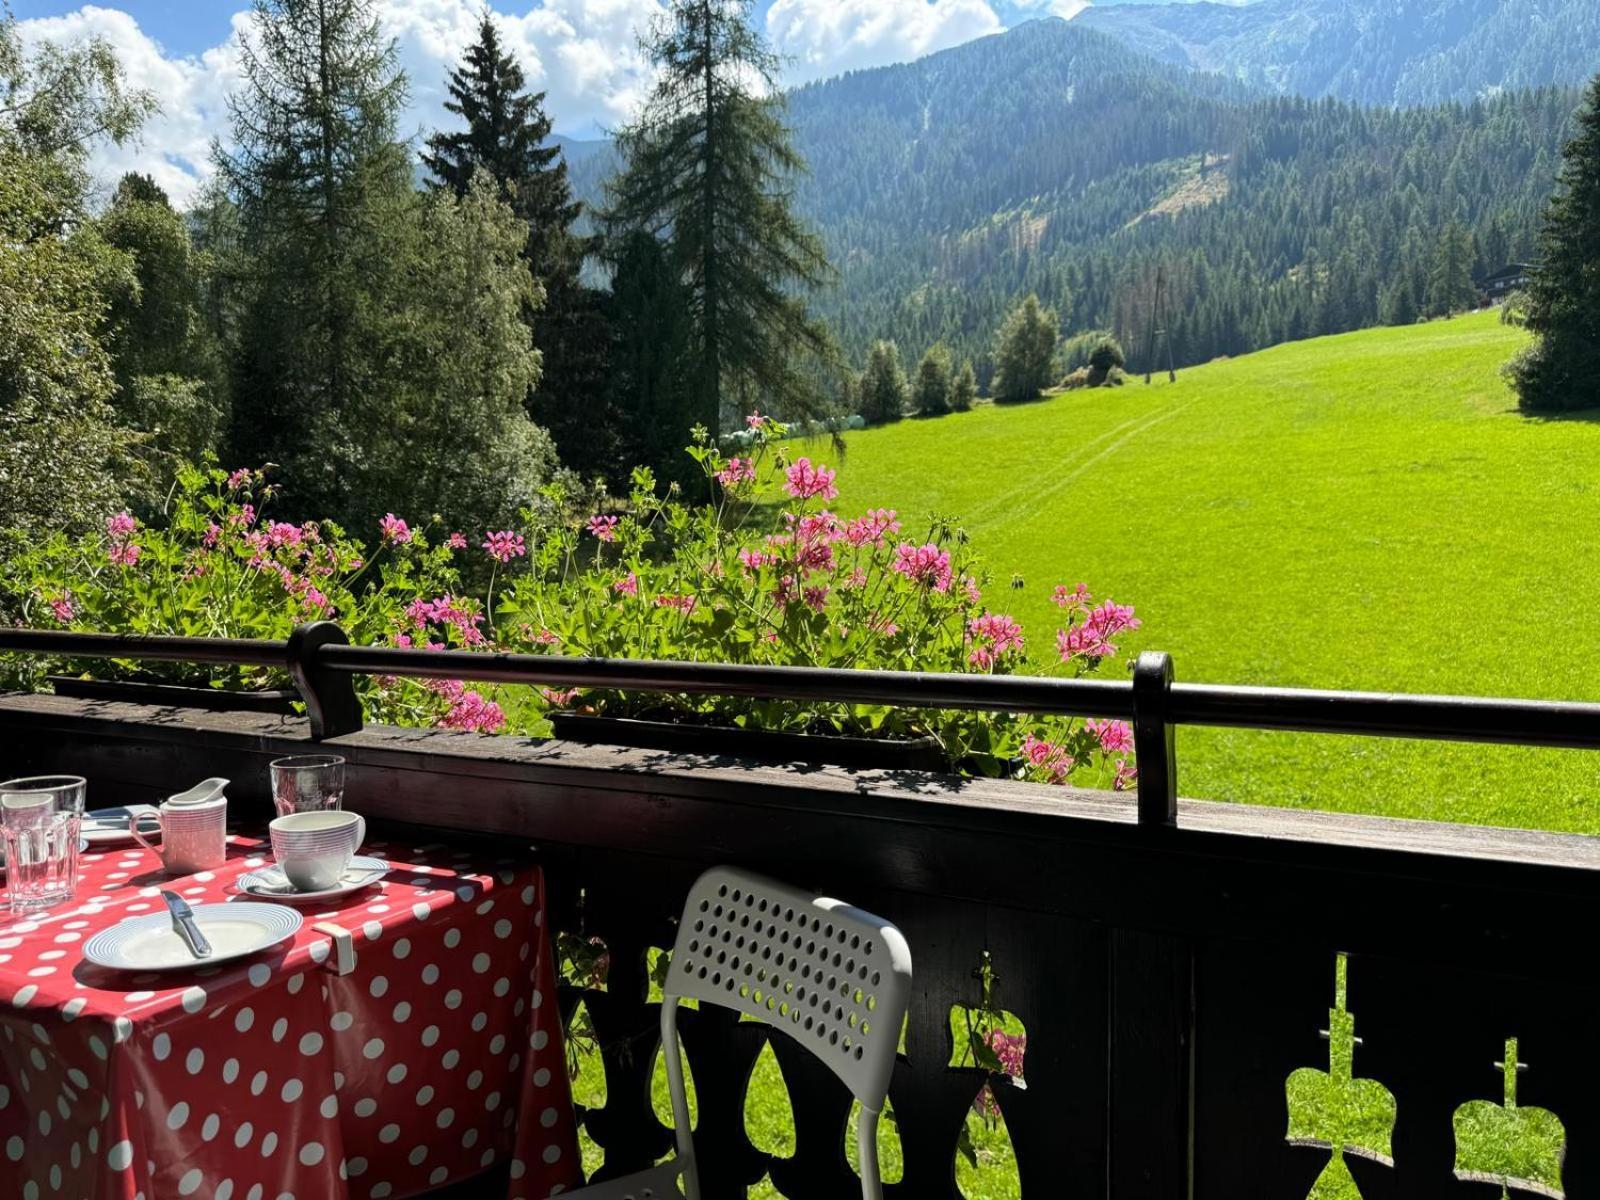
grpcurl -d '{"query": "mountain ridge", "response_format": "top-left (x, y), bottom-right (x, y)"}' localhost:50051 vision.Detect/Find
top-left (1074, 0), bottom-right (1600, 106)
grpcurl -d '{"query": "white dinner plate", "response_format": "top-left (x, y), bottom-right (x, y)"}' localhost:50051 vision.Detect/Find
top-left (236, 856), bottom-right (389, 904)
top-left (82, 805), bottom-right (160, 847)
top-left (83, 902), bottom-right (302, 972)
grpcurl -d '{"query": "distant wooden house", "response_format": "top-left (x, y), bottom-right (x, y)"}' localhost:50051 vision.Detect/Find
top-left (1481, 263), bottom-right (1532, 302)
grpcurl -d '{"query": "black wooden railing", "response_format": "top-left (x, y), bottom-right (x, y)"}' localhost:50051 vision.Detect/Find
top-left (5, 624), bottom-right (1600, 1198)
top-left (8, 620), bottom-right (1600, 826)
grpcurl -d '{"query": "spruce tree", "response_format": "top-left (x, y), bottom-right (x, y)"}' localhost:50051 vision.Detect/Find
top-left (913, 343), bottom-right (953, 417)
top-left (859, 341), bottom-right (908, 425)
top-left (423, 13), bottom-right (609, 475)
top-left (992, 294), bottom-right (1059, 403)
top-left (1426, 220), bottom-right (1478, 317)
top-left (216, 0), bottom-right (413, 522)
top-left (950, 359), bottom-right (978, 412)
top-left (1509, 75), bottom-right (1600, 414)
top-left (423, 12), bottom-right (583, 292)
top-left (606, 231), bottom-right (696, 486)
top-left (605, 0), bottom-right (835, 432)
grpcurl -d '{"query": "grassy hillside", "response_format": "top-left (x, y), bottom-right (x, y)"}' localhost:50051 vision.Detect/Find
top-left (816, 311), bottom-right (1600, 833)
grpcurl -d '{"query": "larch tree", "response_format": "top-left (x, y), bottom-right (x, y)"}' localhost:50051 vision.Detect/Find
top-left (216, 0), bottom-right (413, 524)
top-left (1509, 74), bottom-right (1600, 414)
top-left (605, 0), bottom-right (836, 434)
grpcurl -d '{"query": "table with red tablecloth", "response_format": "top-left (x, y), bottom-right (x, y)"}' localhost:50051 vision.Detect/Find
top-left (0, 830), bottom-right (582, 1200)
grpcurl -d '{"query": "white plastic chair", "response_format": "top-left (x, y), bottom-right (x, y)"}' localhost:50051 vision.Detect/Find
top-left (565, 865), bottom-right (914, 1200)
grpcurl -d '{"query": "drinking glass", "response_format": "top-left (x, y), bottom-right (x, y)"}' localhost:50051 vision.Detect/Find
top-left (269, 755), bottom-right (346, 817)
top-left (0, 775), bottom-right (86, 913)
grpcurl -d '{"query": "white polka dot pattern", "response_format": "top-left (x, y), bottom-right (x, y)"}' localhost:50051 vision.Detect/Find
top-left (0, 835), bottom-right (576, 1200)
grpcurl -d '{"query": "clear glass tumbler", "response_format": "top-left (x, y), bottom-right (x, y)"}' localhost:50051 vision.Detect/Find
top-left (269, 755), bottom-right (346, 818)
top-left (0, 775), bottom-right (86, 913)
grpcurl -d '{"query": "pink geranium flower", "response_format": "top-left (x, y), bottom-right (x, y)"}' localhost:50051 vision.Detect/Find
top-left (1057, 600), bottom-right (1141, 661)
top-left (843, 509), bottom-right (899, 547)
top-left (1052, 583), bottom-right (1091, 611)
top-left (202, 523), bottom-right (222, 548)
top-left (49, 595), bottom-right (74, 624)
top-left (1086, 718), bottom-right (1135, 755)
top-left (447, 532), bottom-right (468, 550)
top-left (716, 458), bottom-right (757, 488)
top-left (439, 689), bottom-right (506, 734)
top-left (106, 512), bottom-right (137, 539)
top-left (1113, 760), bottom-right (1138, 791)
top-left (481, 531), bottom-right (525, 564)
top-left (379, 513), bottom-right (412, 544)
top-left (613, 572), bottom-right (639, 596)
top-left (891, 543), bottom-right (953, 592)
top-left (746, 411), bottom-right (768, 429)
top-left (654, 594), bottom-right (697, 614)
top-left (588, 515), bottom-right (619, 542)
top-left (1021, 734), bottom-right (1073, 785)
top-left (226, 468), bottom-right (252, 490)
top-left (109, 541), bottom-right (142, 566)
top-left (784, 458), bottom-right (838, 501)
top-left (967, 613), bottom-right (1025, 669)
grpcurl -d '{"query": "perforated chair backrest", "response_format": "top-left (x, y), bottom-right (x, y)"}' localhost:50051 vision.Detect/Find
top-left (663, 866), bottom-right (912, 1108)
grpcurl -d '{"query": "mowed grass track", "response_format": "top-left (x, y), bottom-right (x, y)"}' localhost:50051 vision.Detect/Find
top-left (817, 311), bottom-right (1600, 833)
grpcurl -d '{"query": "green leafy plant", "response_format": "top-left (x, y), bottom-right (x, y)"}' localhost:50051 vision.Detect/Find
top-left (3, 423), bottom-right (1143, 789)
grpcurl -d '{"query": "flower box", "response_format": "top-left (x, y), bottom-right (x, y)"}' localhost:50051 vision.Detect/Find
top-left (548, 712), bottom-right (947, 773)
top-left (47, 675), bottom-right (300, 716)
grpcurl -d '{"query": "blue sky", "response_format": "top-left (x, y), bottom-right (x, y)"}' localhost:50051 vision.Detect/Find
top-left (10, 0), bottom-right (1110, 201)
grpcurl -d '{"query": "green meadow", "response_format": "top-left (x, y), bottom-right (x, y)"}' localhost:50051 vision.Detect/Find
top-left (572, 314), bottom-right (1584, 1198)
top-left (821, 311), bottom-right (1600, 834)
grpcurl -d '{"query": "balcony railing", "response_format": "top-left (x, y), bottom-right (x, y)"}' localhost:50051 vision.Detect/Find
top-left (3, 623), bottom-right (1600, 1197)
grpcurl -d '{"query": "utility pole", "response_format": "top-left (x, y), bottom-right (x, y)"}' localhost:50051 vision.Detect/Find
top-left (1144, 267), bottom-right (1164, 385)
top-left (1144, 266), bottom-right (1177, 384)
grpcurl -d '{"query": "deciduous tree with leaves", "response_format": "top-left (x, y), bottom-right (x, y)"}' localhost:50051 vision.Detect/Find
top-left (0, 13), bottom-right (153, 537)
top-left (99, 174), bottom-right (228, 494)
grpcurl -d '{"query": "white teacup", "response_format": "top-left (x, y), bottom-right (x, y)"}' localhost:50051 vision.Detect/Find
top-left (269, 810), bottom-right (366, 893)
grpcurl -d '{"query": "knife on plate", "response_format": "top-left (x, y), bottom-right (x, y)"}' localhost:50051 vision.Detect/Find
top-left (161, 890), bottom-right (213, 959)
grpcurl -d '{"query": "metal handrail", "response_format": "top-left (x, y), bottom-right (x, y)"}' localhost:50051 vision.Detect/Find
top-left (5, 623), bottom-right (1600, 828)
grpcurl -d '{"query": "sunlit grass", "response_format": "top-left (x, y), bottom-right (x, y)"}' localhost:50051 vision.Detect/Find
top-left (810, 311), bottom-right (1600, 834)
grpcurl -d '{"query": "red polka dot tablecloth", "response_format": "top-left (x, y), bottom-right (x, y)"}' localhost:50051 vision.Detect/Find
top-left (0, 831), bottom-right (582, 1200)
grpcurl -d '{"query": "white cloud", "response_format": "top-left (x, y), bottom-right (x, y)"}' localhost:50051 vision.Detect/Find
top-left (20, 0), bottom-right (1022, 206)
top-left (16, 5), bottom-right (246, 205)
top-left (18, 0), bottom-right (665, 207)
top-left (765, 0), bottom-right (1003, 83)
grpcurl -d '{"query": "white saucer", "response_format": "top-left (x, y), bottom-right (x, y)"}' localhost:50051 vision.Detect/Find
top-left (236, 856), bottom-right (389, 903)
top-left (83, 902), bottom-right (302, 972)
top-left (82, 805), bottom-right (160, 847)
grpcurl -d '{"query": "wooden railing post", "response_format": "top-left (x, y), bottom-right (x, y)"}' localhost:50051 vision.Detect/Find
top-left (286, 622), bottom-right (363, 740)
top-left (1133, 650), bottom-right (1178, 826)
